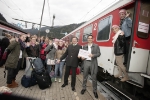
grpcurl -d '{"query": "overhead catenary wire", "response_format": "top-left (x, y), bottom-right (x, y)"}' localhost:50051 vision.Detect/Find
top-left (10, 0), bottom-right (29, 18)
top-left (0, 0), bottom-right (23, 19)
top-left (78, 0), bottom-right (103, 22)
top-left (97, 0), bottom-right (118, 14)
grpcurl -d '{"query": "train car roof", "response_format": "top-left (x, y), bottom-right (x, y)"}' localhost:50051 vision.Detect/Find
top-left (62, 0), bottom-right (134, 39)
top-left (0, 20), bottom-right (28, 34)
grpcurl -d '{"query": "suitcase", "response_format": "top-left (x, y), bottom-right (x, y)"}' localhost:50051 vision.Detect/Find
top-left (32, 70), bottom-right (52, 90)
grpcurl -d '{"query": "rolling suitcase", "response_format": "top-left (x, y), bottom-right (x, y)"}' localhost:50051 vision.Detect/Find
top-left (29, 58), bottom-right (52, 90)
top-left (32, 70), bottom-right (52, 90)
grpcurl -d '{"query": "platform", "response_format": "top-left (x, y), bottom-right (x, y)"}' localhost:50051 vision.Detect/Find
top-left (0, 67), bottom-right (106, 100)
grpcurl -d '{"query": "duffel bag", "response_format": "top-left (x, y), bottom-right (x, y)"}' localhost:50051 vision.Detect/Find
top-left (21, 75), bottom-right (37, 88)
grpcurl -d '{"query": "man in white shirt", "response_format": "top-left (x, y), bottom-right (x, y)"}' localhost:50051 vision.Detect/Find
top-left (79, 35), bottom-right (100, 99)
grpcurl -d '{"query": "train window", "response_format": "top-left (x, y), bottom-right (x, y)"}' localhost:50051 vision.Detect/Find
top-left (97, 16), bottom-right (112, 41)
top-left (75, 31), bottom-right (80, 40)
top-left (2, 30), bottom-right (7, 36)
top-left (137, 0), bottom-right (150, 39)
top-left (82, 24), bottom-right (93, 42)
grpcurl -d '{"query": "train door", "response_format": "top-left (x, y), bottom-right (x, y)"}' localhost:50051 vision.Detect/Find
top-left (128, 0), bottom-right (150, 74)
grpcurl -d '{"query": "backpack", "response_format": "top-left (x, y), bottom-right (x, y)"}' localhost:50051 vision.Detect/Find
top-left (32, 58), bottom-right (45, 73)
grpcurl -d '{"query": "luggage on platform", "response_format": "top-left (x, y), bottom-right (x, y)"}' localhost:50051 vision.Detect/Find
top-left (21, 75), bottom-right (37, 88)
top-left (32, 70), bottom-right (52, 90)
top-left (21, 57), bottom-right (37, 88)
top-left (29, 58), bottom-right (52, 90)
top-left (32, 58), bottom-right (45, 73)
top-left (25, 57), bottom-right (36, 78)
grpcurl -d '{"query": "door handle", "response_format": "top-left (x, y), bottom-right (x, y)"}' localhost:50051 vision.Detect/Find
top-left (133, 40), bottom-right (140, 47)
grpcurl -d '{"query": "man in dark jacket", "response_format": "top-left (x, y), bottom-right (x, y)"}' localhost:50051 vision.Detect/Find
top-left (57, 37), bottom-right (81, 91)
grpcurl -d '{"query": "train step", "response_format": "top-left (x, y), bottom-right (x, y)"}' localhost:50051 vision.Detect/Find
top-left (141, 73), bottom-right (150, 79)
top-left (104, 81), bottom-right (138, 100)
top-left (126, 80), bottom-right (143, 88)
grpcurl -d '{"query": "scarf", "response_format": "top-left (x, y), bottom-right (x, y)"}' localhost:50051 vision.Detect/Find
top-left (19, 39), bottom-right (26, 51)
top-left (58, 45), bottom-right (64, 50)
top-left (53, 43), bottom-right (58, 49)
top-left (112, 30), bottom-right (122, 44)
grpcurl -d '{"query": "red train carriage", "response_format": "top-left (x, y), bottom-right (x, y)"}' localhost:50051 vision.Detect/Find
top-left (0, 20), bottom-right (28, 39)
top-left (62, 0), bottom-right (150, 99)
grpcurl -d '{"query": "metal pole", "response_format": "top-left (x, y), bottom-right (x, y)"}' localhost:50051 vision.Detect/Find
top-left (38, 0), bottom-right (46, 37)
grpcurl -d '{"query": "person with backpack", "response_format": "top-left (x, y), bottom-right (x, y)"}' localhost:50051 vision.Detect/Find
top-left (4, 34), bottom-right (28, 88)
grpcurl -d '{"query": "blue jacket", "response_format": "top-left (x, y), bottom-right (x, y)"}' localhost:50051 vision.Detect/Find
top-left (121, 17), bottom-right (132, 37)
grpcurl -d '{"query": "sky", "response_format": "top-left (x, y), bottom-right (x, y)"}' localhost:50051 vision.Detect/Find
top-left (0, 0), bottom-right (119, 29)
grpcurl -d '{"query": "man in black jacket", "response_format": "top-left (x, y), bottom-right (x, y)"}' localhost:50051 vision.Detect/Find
top-left (57, 37), bottom-right (81, 91)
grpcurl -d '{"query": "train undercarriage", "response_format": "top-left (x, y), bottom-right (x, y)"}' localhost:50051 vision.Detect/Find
top-left (96, 67), bottom-right (150, 100)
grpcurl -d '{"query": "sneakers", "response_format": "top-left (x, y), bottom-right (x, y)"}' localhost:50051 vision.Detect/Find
top-left (55, 78), bottom-right (57, 82)
top-left (55, 78), bottom-right (62, 82)
top-left (58, 79), bottom-right (61, 83)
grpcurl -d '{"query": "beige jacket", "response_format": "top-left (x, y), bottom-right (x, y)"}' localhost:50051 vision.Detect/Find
top-left (55, 47), bottom-right (66, 60)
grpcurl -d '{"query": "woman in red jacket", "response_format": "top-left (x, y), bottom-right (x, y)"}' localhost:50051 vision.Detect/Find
top-left (40, 37), bottom-right (49, 65)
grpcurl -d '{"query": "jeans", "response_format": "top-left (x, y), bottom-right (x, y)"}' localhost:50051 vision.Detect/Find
top-left (55, 61), bottom-right (65, 78)
top-left (45, 59), bottom-right (52, 74)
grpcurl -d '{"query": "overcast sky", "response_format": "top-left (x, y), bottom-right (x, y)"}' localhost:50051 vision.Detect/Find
top-left (0, 0), bottom-right (119, 29)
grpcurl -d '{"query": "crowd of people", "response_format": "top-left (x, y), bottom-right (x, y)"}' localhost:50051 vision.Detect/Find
top-left (0, 9), bottom-right (131, 99)
top-left (0, 34), bottom-right (69, 87)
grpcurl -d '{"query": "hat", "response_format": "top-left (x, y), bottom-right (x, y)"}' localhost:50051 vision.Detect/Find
top-left (112, 25), bottom-right (120, 29)
top-left (119, 9), bottom-right (126, 14)
top-left (54, 38), bottom-right (59, 42)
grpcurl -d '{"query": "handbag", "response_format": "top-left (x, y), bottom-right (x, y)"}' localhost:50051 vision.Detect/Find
top-left (47, 59), bottom-right (55, 65)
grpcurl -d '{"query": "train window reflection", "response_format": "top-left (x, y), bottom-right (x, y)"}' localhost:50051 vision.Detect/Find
top-left (137, 0), bottom-right (150, 39)
top-left (75, 31), bottom-right (80, 40)
top-left (82, 24), bottom-right (93, 42)
top-left (97, 16), bottom-right (112, 41)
